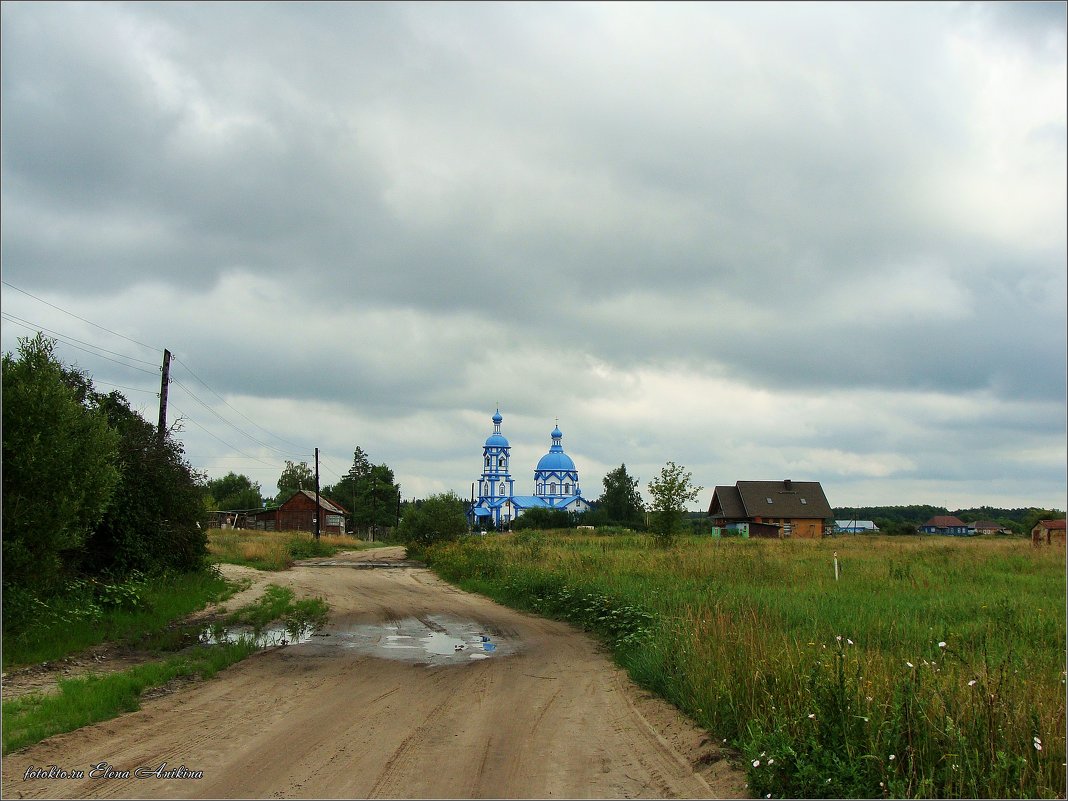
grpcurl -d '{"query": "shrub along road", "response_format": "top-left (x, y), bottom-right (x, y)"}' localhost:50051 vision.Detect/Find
top-left (1, 547), bottom-right (746, 799)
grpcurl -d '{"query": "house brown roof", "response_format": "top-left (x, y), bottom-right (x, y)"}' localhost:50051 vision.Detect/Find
top-left (973, 520), bottom-right (1002, 529)
top-left (292, 489), bottom-right (349, 515)
top-left (708, 480), bottom-right (833, 520)
top-left (924, 515), bottom-right (966, 528)
top-left (1038, 519), bottom-right (1066, 530)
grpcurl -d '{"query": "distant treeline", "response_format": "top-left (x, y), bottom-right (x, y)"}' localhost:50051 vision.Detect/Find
top-left (832, 505), bottom-right (1064, 535)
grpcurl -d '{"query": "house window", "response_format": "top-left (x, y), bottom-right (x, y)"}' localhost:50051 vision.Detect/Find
top-left (800, 498), bottom-right (807, 505)
top-left (766, 497), bottom-right (773, 504)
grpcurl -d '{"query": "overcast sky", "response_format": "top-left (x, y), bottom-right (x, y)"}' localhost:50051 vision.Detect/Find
top-left (2, 1), bottom-right (1065, 512)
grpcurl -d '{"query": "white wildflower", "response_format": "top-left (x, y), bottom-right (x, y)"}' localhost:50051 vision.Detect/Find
top-left (968, 679), bottom-right (977, 686)
top-left (906, 661), bottom-right (914, 668)
top-left (889, 754), bottom-right (896, 761)
top-left (847, 638), bottom-right (854, 645)
top-left (768, 758), bottom-right (775, 765)
top-left (938, 641), bottom-right (946, 648)
top-left (808, 713), bottom-right (816, 719)
top-left (753, 760), bottom-right (760, 767)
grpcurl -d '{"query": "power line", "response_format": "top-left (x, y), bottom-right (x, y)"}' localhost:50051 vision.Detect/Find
top-left (169, 405), bottom-right (276, 467)
top-left (1, 313), bottom-right (161, 375)
top-left (169, 378), bottom-right (309, 460)
top-left (1, 280), bottom-right (160, 353)
top-left (171, 356), bottom-right (312, 454)
top-left (1, 312), bottom-right (160, 368)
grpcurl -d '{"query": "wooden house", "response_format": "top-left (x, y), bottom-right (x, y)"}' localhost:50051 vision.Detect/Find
top-left (247, 489), bottom-right (349, 536)
top-left (707, 479), bottom-right (833, 539)
top-left (919, 515), bottom-right (970, 536)
top-left (1032, 518), bottom-right (1066, 546)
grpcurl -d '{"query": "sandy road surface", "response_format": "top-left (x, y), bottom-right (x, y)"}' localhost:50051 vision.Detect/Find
top-left (2, 548), bottom-right (747, 799)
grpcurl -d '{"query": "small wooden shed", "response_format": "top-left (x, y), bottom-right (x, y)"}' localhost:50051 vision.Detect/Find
top-left (1031, 519), bottom-right (1066, 546)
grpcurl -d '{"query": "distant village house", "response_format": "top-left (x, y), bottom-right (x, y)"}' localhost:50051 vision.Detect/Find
top-left (708, 480), bottom-right (833, 539)
top-left (1031, 518), bottom-right (1066, 546)
top-left (246, 489), bottom-right (349, 536)
top-left (919, 515), bottom-right (971, 536)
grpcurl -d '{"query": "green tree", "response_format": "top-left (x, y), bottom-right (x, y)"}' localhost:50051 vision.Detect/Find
top-left (276, 460), bottom-right (315, 502)
top-left (207, 472), bottom-right (263, 511)
top-left (512, 507), bottom-right (576, 531)
top-left (2, 335), bottom-right (120, 594)
top-left (647, 461), bottom-right (703, 546)
top-left (322, 447), bottom-right (400, 536)
top-left (597, 463), bottom-right (645, 526)
top-left (83, 392), bottom-right (208, 576)
top-left (398, 491), bottom-right (468, 549)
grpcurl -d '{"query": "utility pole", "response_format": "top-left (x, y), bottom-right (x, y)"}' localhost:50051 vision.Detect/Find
top-left (157, 348), bottom-right (171, 438)
top-left (314, 447), bottom-right (321, 541)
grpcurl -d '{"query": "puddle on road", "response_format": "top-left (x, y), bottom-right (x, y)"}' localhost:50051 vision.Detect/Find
top-left (312, 615), bottom-right (514, 665)
top-left (200, 624), bottom-right (318, 649)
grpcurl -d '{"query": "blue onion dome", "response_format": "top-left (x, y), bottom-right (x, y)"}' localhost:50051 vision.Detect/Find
top-left (492, 409), bottom-right (503, 424)
top-left (485, 432), bottom-right (510, 447)
top-left (537, 450), bottom-right (576, 471)
top-left (551, 426), bottom-right (562, 439)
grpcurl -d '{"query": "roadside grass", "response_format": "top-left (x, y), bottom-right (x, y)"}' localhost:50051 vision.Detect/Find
top-left (2, 569), bottom-right (236, 671)
top-left (2, 640), bottom-right (257, 755)
top-left (418, 533), bottom-right (1066, 799)
top-left (2, 584), bottom-right (329, 755)
top-left (207, 528), bottom-right (374, 571)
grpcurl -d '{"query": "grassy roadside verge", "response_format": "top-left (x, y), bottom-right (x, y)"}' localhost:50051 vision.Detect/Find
top-left (2, 585), bottom-right (329, 755)
top-left (415, 532), bottom-right (1066, 799)
top-left (2, 569), bottom-right (236, 671)
top-left (207, 528), bottom-right (379, 570)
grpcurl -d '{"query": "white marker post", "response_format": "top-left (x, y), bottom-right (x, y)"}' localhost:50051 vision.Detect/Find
top-left (834, 551), bottom-right (840, 581)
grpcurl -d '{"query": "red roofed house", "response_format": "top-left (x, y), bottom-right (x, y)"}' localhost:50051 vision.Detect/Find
top-left (1032, 519), bottom-right (1066, 546)
top-left (919, 515), bottom-right (971, 536)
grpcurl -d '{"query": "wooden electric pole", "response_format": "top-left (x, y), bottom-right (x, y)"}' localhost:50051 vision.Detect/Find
top-left (157, 349), bottom-right (171, 438)
top-left (314, 447), bottom-right (321, 540)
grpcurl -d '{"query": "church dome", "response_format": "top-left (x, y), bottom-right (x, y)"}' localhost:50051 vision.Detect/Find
top-left (485, 432), bottom-right (509, 447)
top-left (536, 424), bottom-right (575, 471)
top-left (492, 410), bottom-right (503, 425)
top-left (536, 450), bottom-right (576, 471)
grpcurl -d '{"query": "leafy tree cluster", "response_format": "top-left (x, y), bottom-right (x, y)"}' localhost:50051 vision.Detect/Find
top-left (397, 491), bottom-right (468, 550)
top-left (3, 334), bottom-right (209, 604)
top-left (832, 505), bottom-right (1065, 536)
top-left (511, 507), bottom-right (578, 531)
top-left (205, 472), bottom-right (264, 511)
top-left (320, 447), bottom-right (400, 535)
top-left (584, 463), bottom-right (646, 529)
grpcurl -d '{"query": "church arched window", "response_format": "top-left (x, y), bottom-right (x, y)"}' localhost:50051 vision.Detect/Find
top-left (499, 483), bottom-right (505, 495)
top-left (564, 483), bottom-right (571, 494)
top-left (483, 482), bottom-right (490, 496)
top-left (498, 456), bottom-right (505, 467)
top-left (485, 456), bottom-right (490, 467)
top-left (550, 482), bottom-right (557, 495)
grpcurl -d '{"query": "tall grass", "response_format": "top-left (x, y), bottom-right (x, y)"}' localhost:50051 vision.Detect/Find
top-left (2, 570), bottom-right (235, 670)
top-left (207, 528), bottom-right (372, 571)
top-left (420, 533), bottom-right (1066, 799)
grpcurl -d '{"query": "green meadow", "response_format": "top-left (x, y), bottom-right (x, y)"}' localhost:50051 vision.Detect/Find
top-left (417, 533), bottom-right (1066, 799)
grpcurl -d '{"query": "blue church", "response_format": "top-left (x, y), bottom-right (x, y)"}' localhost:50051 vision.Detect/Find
top-left (469, 409), bottom-right (590, 529)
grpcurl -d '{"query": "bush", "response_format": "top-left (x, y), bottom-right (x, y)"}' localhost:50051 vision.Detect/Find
top-left (399, 491), bottom-right (468, 552)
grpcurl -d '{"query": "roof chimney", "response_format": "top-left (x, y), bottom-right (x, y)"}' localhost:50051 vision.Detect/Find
top-left (784, 479), bottom-right (792, 491)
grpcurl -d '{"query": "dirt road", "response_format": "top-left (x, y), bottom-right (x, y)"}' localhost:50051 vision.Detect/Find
top-left (2, 548), bottom-right (747, 799)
